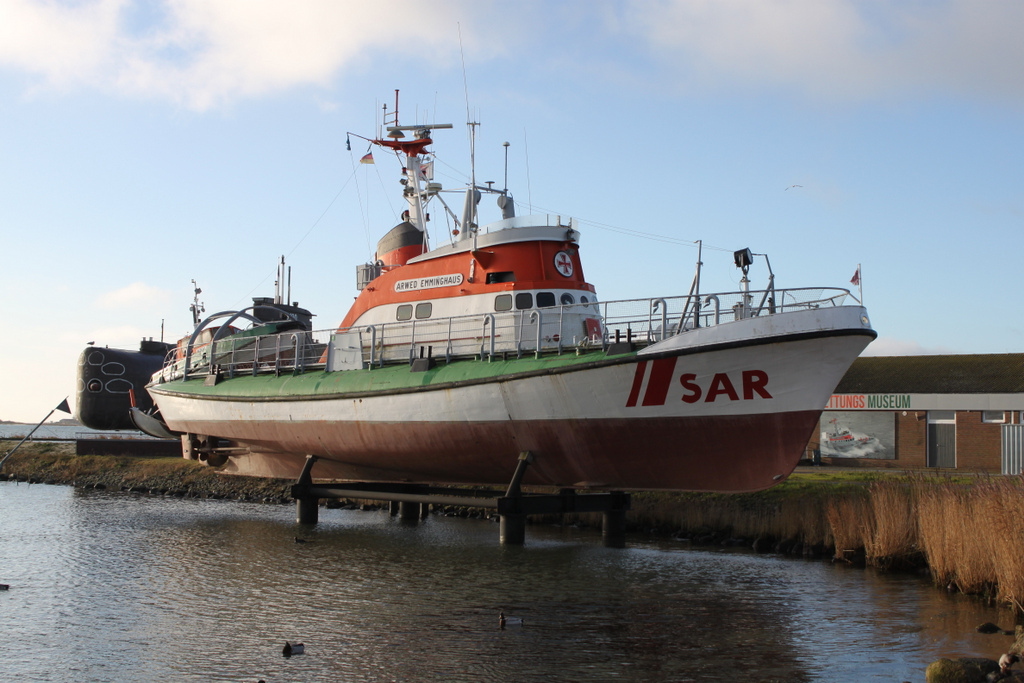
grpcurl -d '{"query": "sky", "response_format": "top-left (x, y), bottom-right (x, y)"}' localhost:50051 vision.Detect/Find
top-left (1, 0), bottom-right (1022, 423)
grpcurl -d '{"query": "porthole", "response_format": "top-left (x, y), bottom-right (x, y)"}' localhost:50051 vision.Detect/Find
top-left (560, 293), bottom-right (575, 305)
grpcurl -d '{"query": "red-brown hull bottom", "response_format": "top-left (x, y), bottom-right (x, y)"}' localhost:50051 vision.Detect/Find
top-left (216, 409), bottom-right (821, 492)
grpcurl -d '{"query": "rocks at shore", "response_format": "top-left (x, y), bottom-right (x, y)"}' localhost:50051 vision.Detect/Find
top-left (926, 627), bottom-right (1024, 682)
top-left (926, 657), bottom-right (1000, 682)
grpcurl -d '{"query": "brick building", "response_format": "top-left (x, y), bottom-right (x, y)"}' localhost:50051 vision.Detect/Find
top-left (813, 354), bottom-right (1024, 473)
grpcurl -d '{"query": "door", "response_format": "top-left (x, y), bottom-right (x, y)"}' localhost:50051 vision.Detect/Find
top-left (927, 411), bottom-right (956, 468)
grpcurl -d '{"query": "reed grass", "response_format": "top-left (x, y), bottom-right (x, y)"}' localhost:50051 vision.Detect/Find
top-left (864, 480), bottom-right (918, 568)
top-left (626, 472), bottom-right (1024, 612)
top-left (825, 493), bottom-right (871, 558)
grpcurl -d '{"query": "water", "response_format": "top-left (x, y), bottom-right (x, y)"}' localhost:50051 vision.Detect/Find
top-left (0, 483), bottom-right (1015, 682)
top-left (0, 423), bottom-right (129, 441)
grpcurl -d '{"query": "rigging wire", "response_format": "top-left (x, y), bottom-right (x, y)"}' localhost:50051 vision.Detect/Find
top-left (230, 164), bottom-right (360, 309)
top-left (525, 200), bottom-right (733, 252)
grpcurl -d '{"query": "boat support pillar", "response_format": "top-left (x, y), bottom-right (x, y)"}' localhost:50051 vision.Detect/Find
top-left (498, 451), bottom-right (533, 545)
top-left (288, 452), bottom-right (631, 547)
top-left (294, 455), bottom-right (320, 525)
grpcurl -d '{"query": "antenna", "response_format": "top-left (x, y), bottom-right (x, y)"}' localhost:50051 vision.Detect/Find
top-left (524, 129), bottom-right (533, 213)
top-left (190, 279), bottom-right (204, 326)
top-left (458, 26), bottom-right (480, 248)
top-left (458, 23), bottom-right (471, 125)
top-left (503, 141), bottom-right (510, 192)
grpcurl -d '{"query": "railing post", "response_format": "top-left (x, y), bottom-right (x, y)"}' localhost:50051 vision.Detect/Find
top-left (481, 314), bottom-right (496, 361)
top-left (530, 310), bottom-right (542, 358)
top-left (408, 319), bottom-right (417, 365)
top-left (251, 336), bottom-right (260, 376)
top-left (446, 318), bottom-right (453, 362)
top-left (651, 299), bottom-right (667, 341)
top-left (291, 333), bottom-right (302, 375)
top-left (365, 325), bottom-right (377, 369)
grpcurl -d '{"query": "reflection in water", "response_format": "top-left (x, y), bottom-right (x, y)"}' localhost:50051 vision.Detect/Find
top-left (0, 482), bottom-right (1015, 682)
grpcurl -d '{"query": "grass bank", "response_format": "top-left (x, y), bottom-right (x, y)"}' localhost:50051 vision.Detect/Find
top-left (1, 440), bottom-right (292, 503)
top-left (5, 441), bottom-right (1023, 612)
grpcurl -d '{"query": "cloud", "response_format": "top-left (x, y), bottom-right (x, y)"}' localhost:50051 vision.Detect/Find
top-left (97, 282), bottom-right (172, 310)
top-left (0, 0), bottom-right (500, 109)
top-left (3, 1), bottom-right (1023, 109)
top-left (862, 336), bottom-right (956, 357)
top-left (0, 0), bottom-right (125, 88)
top-left (614, 0), bottom-right (1024, 104)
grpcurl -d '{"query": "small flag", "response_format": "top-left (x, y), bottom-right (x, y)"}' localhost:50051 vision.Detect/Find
top-left (55, 398), bottom-right (71, 414)
top-left (346, 135), bottom-right (351, 151)
top-left (419, 161), bottom-right (433, 180)
top-left (360, 152), bottom-right (374, 164)
top-left (850, 266), bottom-right (861, 287)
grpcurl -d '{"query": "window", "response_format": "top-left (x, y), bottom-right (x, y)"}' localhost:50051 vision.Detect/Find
top-left (536, 292), bottom-right (556, 308)
top-left (415, 302), bottom-right (432, 319)
top-left (560, 293), bottom-right (575, 305)
top-left (580, 295), bottom-right (589, 304)
top-left (396, 304), bottom-right (413, 321)
top-left (494, 294), bottom-right (513, 311)
top-left (515, 292), bottom-right (533, 310)
top-left (982, 411), bottom-right (1006, 424)
top-left (486, 271), bottom-right (516, 284)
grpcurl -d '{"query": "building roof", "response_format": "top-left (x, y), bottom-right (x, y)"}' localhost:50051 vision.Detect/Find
top-left (835, 354), bottom-right (1024, 394)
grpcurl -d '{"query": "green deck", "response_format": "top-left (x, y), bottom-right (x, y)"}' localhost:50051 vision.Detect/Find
top-left (151, 348), bottom-right (632, 400)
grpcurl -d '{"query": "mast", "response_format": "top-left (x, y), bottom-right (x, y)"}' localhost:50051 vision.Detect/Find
top-left (370, 91), bottom-right (452, 248)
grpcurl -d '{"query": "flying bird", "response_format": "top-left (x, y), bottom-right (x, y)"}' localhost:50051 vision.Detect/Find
top-left (785, 185), bottom-right (803, 190)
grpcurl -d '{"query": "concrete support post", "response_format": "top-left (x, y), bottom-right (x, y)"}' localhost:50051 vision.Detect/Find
top-left (602, 509), bottom-right (626, 548)
top-left (498, 451), bottom-right (533, 545)
top-left (292, 455), bottom-right (320, 525)
top-left (296, 496), bottom-right (319, 525)
top-left (399, 501), bottom-right (420, 521)
top-left (499, 513), bottom-right (526, 545)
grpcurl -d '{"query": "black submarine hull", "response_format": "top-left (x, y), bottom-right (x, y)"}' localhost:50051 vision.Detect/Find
top-left (75, 340), bottom-right (173, 431)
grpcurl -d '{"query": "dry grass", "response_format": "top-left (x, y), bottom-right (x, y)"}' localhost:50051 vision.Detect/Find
top-left (864, 480), bottom-right (918, 568)
top-left (826, 493), bottom-right (872, 559)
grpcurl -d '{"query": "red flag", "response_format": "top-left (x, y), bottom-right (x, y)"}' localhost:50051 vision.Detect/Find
top-left (850, 267), bottom-right (861, 286)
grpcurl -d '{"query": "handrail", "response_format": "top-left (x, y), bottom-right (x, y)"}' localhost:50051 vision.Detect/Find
top-left (365, 325), bottom-right (377, 368)
top-left (183, 309), bottom-right (262, 380)
top-left (481, 314), bottom-right (496, 361)
top-left (162, 286), bottom-right (854, 382)
top-left (704, 295), bottom-right (721, 325)
top-left (650, 299), bottom-right (667, 342)
top-left (529, 310), bottom-right (541, 359)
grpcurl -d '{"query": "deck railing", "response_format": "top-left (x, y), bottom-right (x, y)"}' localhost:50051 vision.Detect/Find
top-left (155, 287), bottom-right (852, 382)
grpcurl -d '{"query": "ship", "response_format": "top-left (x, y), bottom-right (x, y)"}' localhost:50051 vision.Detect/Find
top-left (821, 417), bottom-right (880, 455)
top-left (77, 99), bottom-right (876, 493)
